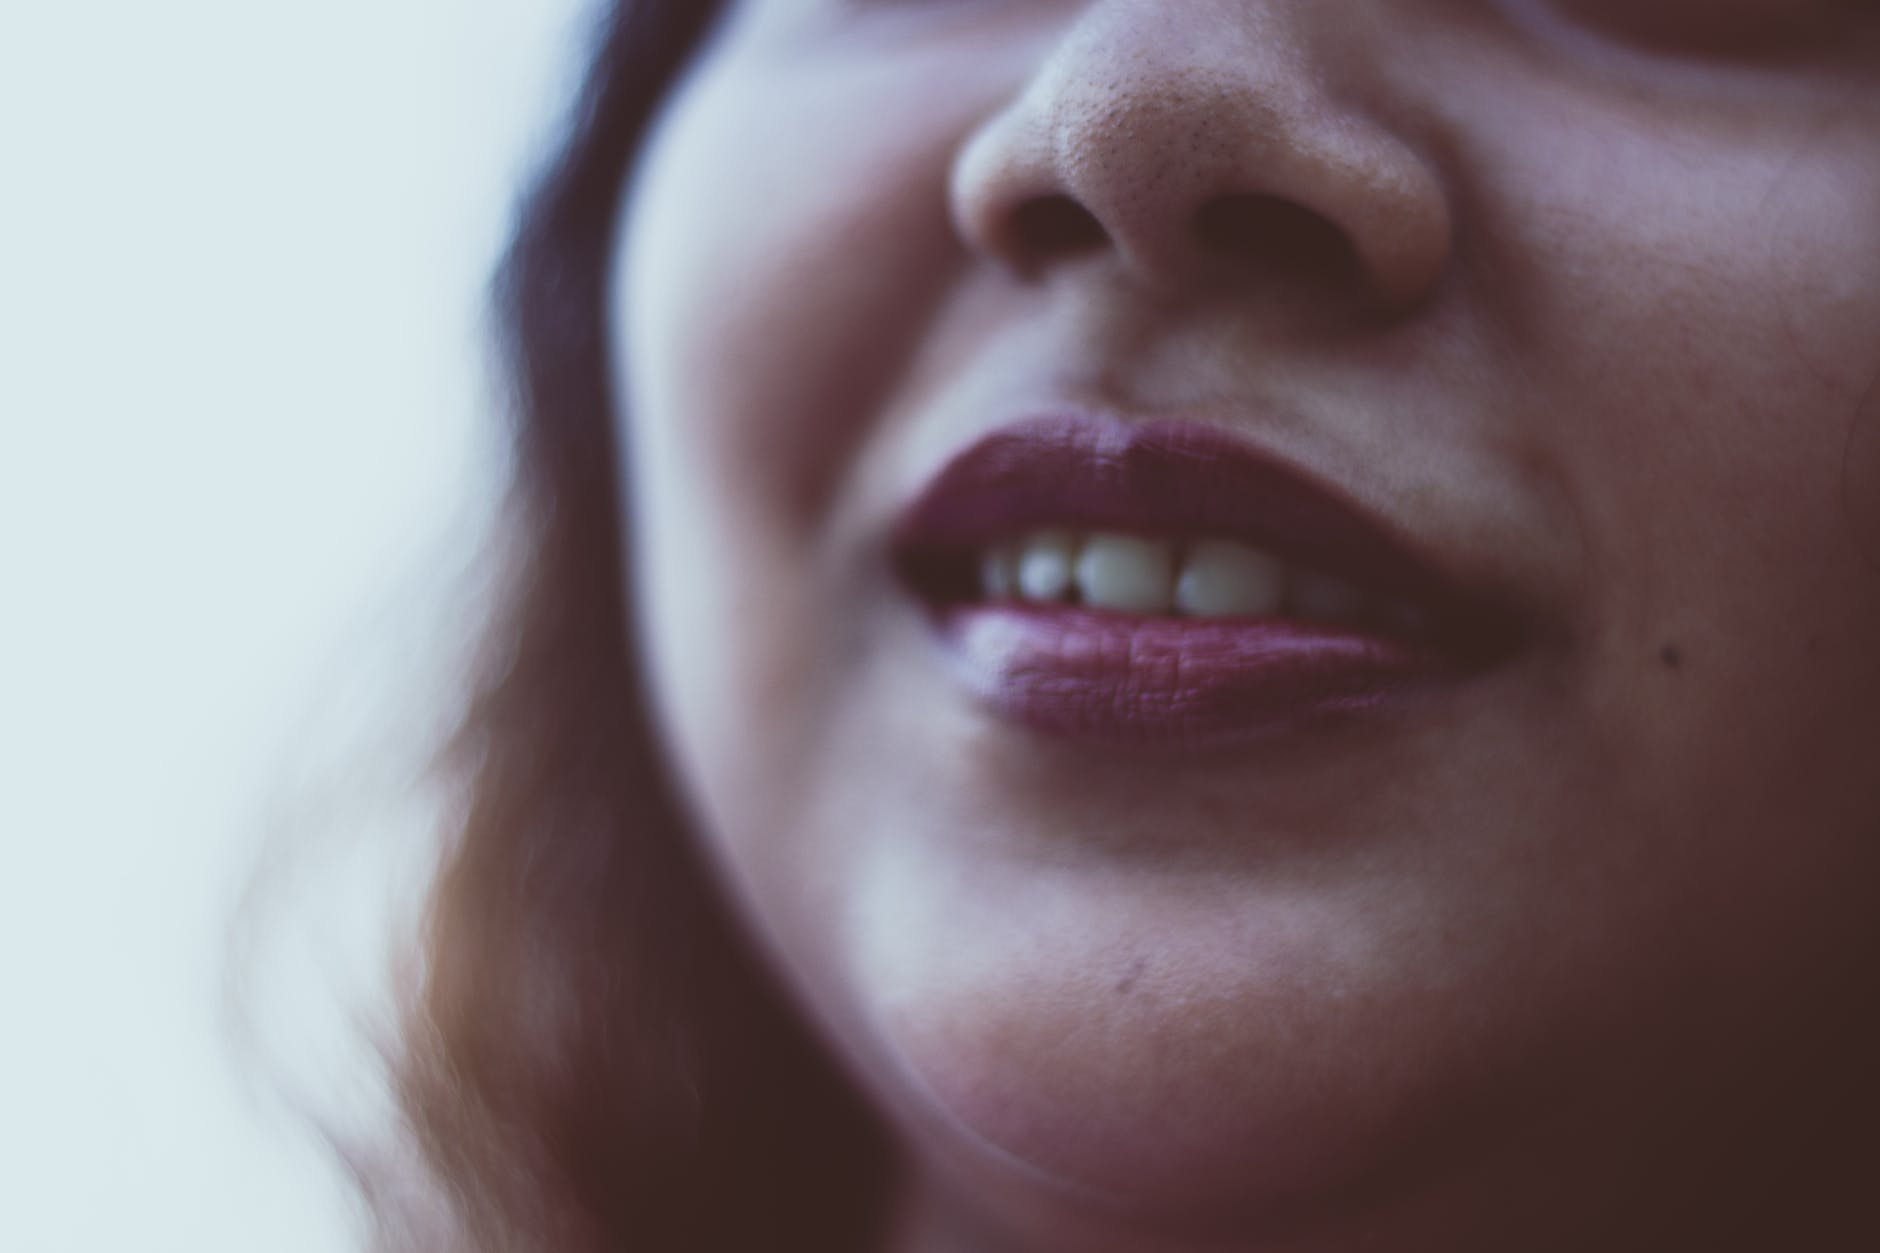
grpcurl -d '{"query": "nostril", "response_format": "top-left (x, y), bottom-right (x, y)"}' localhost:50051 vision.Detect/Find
top-left (1193, 194), bottom-right (1359, 287)
top-left (1008, 195), bottom-right (1109, 268)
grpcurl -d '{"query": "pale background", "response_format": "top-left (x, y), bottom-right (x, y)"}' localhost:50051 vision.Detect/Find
top-left (0, 1), bottom-right (597, 1248)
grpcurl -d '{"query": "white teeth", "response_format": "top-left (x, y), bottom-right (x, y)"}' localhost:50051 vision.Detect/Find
top-left (1015, 529), bottom-right (1079, 603)
top-left (981, 543), bottom-right (1019, 600)
top-left (1175, 539), bottom-right (1284, 618)
top-left (1077, 533), bottom-right (1176, 614)
top-left (974, 530), bottom-right (1421, 630)
top-left (1288, 572), bottom-right (1370, 624)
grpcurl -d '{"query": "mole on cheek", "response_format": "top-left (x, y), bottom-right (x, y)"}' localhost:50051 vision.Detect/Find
top-left (1659, 643), bottom-right (1683, 671)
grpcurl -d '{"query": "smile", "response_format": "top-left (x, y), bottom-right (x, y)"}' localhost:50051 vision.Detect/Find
top-left (892, 414), bottom-right (1528, 748)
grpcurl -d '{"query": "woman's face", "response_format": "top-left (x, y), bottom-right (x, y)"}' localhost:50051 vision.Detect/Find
top-left (615, 0), bottom-right (1880, 1246)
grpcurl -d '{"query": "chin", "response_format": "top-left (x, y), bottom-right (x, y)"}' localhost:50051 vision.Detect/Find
top-left (836, 871), bottom-right (1521, 1247)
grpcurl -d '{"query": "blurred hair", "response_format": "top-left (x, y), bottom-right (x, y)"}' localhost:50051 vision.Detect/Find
top-left (374, 2), bottom-right (892, 1248)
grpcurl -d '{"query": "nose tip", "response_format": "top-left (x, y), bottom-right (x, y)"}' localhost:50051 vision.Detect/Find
top-left (949, 19), bottom-right (1453, 312)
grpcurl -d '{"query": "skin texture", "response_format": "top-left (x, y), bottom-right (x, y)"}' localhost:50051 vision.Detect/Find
top-left (612, 1), bottom-right (1880, 1248)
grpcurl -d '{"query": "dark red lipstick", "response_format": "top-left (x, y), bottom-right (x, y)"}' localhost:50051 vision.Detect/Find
top-left (892, 415), bottom-right (1525, 747)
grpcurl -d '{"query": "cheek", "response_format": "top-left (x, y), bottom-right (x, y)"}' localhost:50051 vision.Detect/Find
top-left (611, 53), bottom-right (977, 912)
top-left (1591, 146), bottom-right (1880, 683)
top-left (1475, 95), bottom-right (1880, 958)
top-left (620, 51), bottom-right (983, 545)
top-left (1463, 81), bottom-right (1880, 645)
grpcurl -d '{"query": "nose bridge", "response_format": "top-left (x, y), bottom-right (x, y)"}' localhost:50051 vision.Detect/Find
top-left (1036, 1), bottom-right (1316, 181)
top-left (950, 0), bottom-right (1452, 309)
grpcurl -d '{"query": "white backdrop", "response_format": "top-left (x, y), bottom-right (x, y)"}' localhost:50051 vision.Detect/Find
top-left (0, 2), bottom-right (596, 1248)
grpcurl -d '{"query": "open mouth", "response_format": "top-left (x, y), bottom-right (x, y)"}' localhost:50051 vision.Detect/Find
top-left (892, 415), bottom-right (1527, 747)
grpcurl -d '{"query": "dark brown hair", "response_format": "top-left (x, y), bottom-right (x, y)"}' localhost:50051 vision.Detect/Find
top-left (379, 3), bottom-right (892, 1248)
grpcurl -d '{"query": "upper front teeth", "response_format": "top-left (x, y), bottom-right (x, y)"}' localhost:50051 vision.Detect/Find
top-left (1078, 533), bottom-right (1175, 614)
top-left (1176, 538), bottom-right (1284, 617)
top-left (983, 529), bottom-right (1408, 629)
top-left (1014, 528), bottom-right (1077, 602)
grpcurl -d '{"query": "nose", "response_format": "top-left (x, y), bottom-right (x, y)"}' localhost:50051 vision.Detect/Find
top-left (948, 2), bottom-right (1453, 312)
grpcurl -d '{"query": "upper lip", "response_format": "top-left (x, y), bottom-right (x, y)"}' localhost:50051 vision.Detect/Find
top-left (890, 412), bottom-right (1531, 658)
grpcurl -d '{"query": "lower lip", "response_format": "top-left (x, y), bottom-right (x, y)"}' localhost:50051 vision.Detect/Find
top-left (936, 603), bottom-right (1459, 749)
